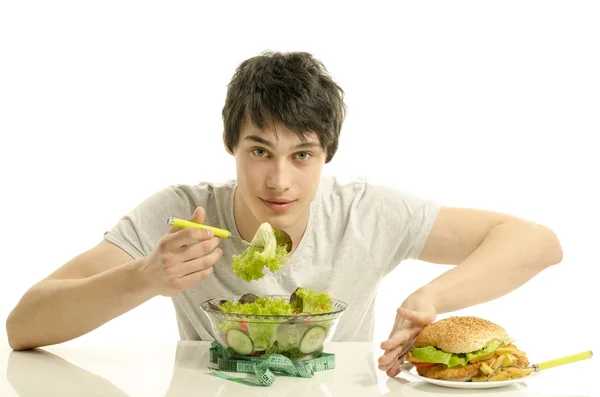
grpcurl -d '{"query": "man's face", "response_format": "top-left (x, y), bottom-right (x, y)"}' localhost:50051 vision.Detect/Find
top-left (231, 119), bottom-right (326, 230)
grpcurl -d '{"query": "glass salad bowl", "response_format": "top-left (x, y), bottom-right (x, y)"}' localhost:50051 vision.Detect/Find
top-left (201, 294), bottom-right (348, 360)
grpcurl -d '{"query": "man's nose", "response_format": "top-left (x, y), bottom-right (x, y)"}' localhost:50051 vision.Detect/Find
top-left (266, 161), bottom-right (292, 192)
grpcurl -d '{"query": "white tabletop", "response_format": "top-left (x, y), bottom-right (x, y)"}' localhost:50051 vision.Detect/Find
top-left (0, 341), bottom-right (595, 396)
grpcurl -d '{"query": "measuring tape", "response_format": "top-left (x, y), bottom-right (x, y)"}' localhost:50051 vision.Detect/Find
top-left (208, 341), bottom-right (336, 386)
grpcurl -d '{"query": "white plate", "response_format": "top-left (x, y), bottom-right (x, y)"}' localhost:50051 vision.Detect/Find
top-left (400, 366), bottom-right (533, 389)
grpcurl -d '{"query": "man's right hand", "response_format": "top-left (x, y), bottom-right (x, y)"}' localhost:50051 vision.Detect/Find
top-left (140, 206), bottom-right (223, 297)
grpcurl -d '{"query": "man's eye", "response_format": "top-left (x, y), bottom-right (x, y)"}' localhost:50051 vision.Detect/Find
top-left (296, 152), bottom-right (311, 160)
top-left (252, 148), bottom-right (268, 157)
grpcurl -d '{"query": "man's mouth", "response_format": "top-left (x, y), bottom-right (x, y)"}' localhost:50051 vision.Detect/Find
top-left (261, 198), bottom-right (297, 212)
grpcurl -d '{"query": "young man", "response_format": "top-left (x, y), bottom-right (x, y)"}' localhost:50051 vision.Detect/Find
top-left (6, 51), bottom-right (563, 378)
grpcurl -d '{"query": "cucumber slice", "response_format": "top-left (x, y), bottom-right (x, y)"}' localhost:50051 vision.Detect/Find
top-left (226, 328), bottom-right (254, 355)
top-left (299, 325), bottom-right (326, 354)
top-left (276, 321), bottom-right (305, 350)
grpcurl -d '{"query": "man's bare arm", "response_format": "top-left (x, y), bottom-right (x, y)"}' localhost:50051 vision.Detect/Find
top-left (6, 207), bottom-right (223, 351)
top-left (378, 206), bottom-right (563, 377)
top-left (6, 241), bottom-right (152, 350)
top-left (415, 206), bottom-right (563, 313)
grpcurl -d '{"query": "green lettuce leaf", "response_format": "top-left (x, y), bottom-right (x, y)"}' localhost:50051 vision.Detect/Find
top-left (232, 223), bottom-right (290, 282)
top-left (247, 321), bottom-right (279, 351)
top-left (218, 297), bottom-right (294, 315)
top-left (411, 340), bottom-right (502, 368)
top-left (290, 287), bottom-right (332, 313)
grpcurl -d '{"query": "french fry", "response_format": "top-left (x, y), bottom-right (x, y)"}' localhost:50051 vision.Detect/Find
top-left (480, 362), bottom-right (494, 375)
top-left (495, 354), bottom-right (508, 369)
top-left (496, 347), bottom-right (517, 355)
top-left (504, 367), bottom-right (535, 379)
top-left (487, 370), bottom-right (512, 381)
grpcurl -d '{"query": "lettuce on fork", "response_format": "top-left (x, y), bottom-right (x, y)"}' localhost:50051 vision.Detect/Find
top-left (232, 223), bottom-right (290, 282)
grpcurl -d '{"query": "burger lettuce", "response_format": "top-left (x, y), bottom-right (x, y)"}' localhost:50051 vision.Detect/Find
top-left (411, 340), bottom-right (503, 368)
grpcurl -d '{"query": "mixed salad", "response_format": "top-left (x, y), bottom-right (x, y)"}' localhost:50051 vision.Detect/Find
top-left (210, 288), bottom-right (336, 358)
top-left (231, 223), bottom-right (291, 282)
top-left (216, 225), bottom-right (338, 358)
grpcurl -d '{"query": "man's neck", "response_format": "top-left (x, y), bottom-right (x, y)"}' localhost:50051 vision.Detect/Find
top-left (233, 188), bottom-right (309, 254)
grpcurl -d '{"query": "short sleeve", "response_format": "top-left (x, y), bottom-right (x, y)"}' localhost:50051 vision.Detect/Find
top-left (103, 185), bottom-right (196, 260)
top-left (354, 181), bottom-right (441, 275)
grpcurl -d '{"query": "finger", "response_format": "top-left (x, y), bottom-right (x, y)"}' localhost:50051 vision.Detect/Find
top-left (380, 338), bottom-right (400, 351)
top-left (387, 329), bottom-right (421, 353)
top-left (180, 236), bottom-right (221, 262)
top-left (379, 335), bottom-right (417, 372)
top-left (396, 338), bottom-right (416, 364)
top-left (396, 307), bottom-right (435, 326)
top-left (179, 247), bottom-right (223, 276)
top-left (386, 360), bottom-right (401, 377)
top-left (177, 266), bottom-right (215, 289)
top-left (386, 353), bottom-right (408, 377)
top-left (378, 343), bottom-right (405, 368)
top-left (379, 340), bottom-right (413, 371)
top-left (172, 227), bottom-right (215, 250)
top-left (379, 329), bottom-right (412, 367)
top-left (387, 318), bottom-right (403, 340)
top-left (381, 328), bottom-right (412, 351)
top-left (387, 362), bottom-right (399, 377)
top-left (191, 206), bottom-right (206, 224)
top-left (156, 228), bottom-right (214, 258)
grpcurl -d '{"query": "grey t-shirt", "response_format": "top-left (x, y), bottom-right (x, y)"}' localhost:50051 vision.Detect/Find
top-left (104, 176), bottom-right (441, 342)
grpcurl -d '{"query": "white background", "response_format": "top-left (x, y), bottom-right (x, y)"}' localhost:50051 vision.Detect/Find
top-left (1, 0), bottom-right (598, 370)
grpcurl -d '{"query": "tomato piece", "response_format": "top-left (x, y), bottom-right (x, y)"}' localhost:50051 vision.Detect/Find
top-left (413, 362), bottom-right (436, 368)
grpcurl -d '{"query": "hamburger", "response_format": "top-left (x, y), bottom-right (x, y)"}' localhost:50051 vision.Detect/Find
top-left (407, 316), bottom-right (535, 382)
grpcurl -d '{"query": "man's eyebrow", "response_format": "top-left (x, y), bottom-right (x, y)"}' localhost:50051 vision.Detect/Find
top-left (244, 135), bottom-right (274, 148)
top-left (293, 141), bottom-right (320, 149)
top-left (243, 135), bottom-right (320, 150)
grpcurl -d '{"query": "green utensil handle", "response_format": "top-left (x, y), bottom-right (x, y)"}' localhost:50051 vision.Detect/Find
top-left (168, 217), bottom-right (231, 239)
top-left (537, 350), bottom-right (593, 371)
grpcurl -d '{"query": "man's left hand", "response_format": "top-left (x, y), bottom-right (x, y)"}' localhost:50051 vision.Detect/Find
top-left (378, 299), bottom-right (437, 377)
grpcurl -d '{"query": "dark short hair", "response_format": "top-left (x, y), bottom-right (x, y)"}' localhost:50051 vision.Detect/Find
top-left (222, 51), bottom-right (346, 163)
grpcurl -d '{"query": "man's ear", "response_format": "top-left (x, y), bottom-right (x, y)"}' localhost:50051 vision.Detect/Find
top-left (223, 132), bottom-right (234, 155)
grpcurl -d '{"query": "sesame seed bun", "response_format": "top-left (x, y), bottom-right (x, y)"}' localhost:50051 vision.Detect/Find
top-left (414, 316), bottom-right (508, 354)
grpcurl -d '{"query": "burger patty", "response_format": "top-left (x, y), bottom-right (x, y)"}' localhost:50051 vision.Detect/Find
top-left (416, 363), bottom-right (480, 380)
top-left (414, 353), bottom-right (531, 381)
